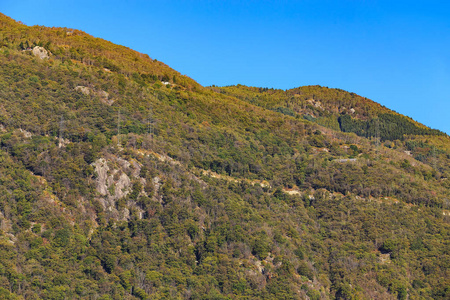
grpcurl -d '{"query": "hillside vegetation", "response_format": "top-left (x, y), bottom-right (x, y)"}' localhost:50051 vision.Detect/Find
top-left (212, 85), bottom-right (444, 141)
top-left (0, 13), bottom-right (449, 299)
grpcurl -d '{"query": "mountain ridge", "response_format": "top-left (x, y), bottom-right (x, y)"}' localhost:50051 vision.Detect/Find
top-left (2, 12), bottom-right (445, 136)
top-left (0, 12), bottom-right (449, 299)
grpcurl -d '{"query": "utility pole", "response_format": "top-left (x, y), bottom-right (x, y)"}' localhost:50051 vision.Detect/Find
top-left (117, 109), bottom-right (121, 147)
top-left (145, 107), bottom-right (154, 149)
top-left (432, 146), bottom-right (437, 170)
top-left (375, 117), bottom-right (380, 153)
top-left (148, 108), bottom-right (153, 139)
top-left (58, 115), bottom-right (64, 148)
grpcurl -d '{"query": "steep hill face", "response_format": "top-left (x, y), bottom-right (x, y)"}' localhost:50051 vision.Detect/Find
top-left (0, 13), bottom-right (449, 299)
top-left (212, 85), bottom-right (444, 141)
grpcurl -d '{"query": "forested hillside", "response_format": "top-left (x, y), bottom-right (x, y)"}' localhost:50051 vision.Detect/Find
top-left (212, 85), bottom-right (444, 141)
top-left (0, 13), bottom-right (449, 299)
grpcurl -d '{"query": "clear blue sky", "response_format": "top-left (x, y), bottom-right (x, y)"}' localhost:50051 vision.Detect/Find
top-left (2, 0), bottom-right (450, 134)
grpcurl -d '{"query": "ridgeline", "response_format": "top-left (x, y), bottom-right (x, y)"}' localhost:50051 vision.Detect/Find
top-left (0, 13), bottom-right (449, 299)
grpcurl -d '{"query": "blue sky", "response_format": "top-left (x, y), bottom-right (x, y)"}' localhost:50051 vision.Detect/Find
top-left (2, 0), bottom-right (449, 134)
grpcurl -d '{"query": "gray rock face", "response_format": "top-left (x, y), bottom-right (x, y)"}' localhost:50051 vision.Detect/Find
top-left (74, 86), bottom-right (113, 105)
top-left (92, 156), bottom-right (147, 221)
top-left (92, 158), bottom-right (132, 201)
top-left (32, 46), bottom-right (50, 59)
top-left (75, 86), bottom-right (91, 96)
top-left (98, 90), bottom-right (109, 100)
top-left (92, 158), bottom-right (109, 196)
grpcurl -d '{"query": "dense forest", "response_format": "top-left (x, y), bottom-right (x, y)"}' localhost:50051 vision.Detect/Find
top-left (0, 13), bottom-right (449, 299)
top-left (212, 85), bottom-right (444, 141)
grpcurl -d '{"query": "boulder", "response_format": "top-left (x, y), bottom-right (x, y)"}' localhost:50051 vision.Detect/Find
top-left (32, 46), bottom-right (50, 59)
top-left (75, 86), bottom-right (91, 95)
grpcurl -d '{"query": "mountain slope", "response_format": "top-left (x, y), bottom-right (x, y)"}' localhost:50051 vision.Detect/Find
top-left (211, 84), bottom-right (444, 141)
top-left (0, 13), bottom-right (449, 299)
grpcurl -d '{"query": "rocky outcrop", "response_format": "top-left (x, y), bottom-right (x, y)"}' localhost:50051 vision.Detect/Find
top-left (75, 86), bottom-right (90, 96)
top-left (92, 157), bottom-right (132, 201)
top-left (92, 156), bottom-right (148, 221)
top-left (18, 128), bottom-right (32, 138)
top-left (32, 46), bottom-right (50, 59)
top-left (74, 86), bottom-right (113, 105)
top-left (92, 158), bottom-right (109, 196)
